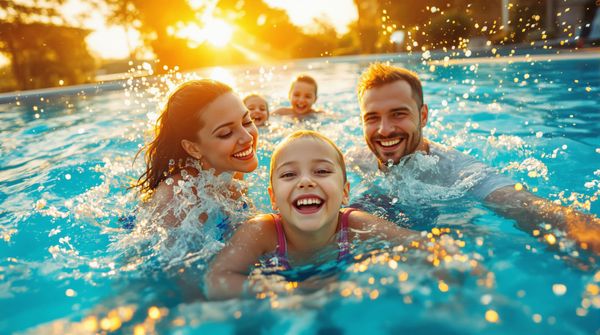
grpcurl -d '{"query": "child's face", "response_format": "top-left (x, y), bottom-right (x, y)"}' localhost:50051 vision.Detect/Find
top-left (245, 96), bottom-right (269, 126)
top-left (289, 81), bottom-right (317, 114)
top-left (269, 137), bottom-right (349, 234)
top-left (193, 93), bottom-right (259, 175)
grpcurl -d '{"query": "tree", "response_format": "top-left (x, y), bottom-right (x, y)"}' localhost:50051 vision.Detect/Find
top-left (0, 0), bottom-right (96, 91)
top-left (353, 0), bottom-right (379, 53)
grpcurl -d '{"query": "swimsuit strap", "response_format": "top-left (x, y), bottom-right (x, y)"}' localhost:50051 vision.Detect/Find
top-left (338, 207), bottom-right (357, 260)
top-left (271, 214), bottom-right (291, 269)
top-left (270, 208), bottom-right (357, 269)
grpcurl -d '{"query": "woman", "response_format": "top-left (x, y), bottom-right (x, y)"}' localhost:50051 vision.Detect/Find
top-left (134, 79), bottom-right (259, 231)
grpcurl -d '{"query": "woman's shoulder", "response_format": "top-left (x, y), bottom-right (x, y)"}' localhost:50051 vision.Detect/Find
top-left (153, 167), bottom-right (201, 196)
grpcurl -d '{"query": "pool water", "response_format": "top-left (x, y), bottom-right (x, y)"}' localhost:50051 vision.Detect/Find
top-left (1, 50), bottom-right (599, 334)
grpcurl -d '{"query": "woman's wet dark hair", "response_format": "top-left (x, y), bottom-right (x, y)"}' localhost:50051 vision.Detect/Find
top-left (134, 79), bottom-right (232, 194)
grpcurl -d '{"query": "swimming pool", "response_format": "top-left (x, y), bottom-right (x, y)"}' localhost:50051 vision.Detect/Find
top-left (1, 50), bottom-right (599, 334)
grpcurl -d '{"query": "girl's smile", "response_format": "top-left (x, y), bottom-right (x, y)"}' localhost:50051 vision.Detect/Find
top-left (269, 137), bottom-right (349, 234)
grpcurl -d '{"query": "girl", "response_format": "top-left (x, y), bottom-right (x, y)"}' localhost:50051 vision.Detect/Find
top-left (134, 79), bottom-right (259, 229)
top-left (206, 130), bottom-right (419, 299)
top-left (243, 93), bottom-right (269, 127)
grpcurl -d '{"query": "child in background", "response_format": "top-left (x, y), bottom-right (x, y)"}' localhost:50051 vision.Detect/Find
top-left (244, 94), bottom-right (269, 127)
top-left (273, 75), bottom-right (321, 118)
top-left (206, 130), bottom-right (419, 299)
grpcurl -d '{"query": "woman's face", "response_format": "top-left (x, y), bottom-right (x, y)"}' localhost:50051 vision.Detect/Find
top-left (193, 92), bottom-right (259, 175)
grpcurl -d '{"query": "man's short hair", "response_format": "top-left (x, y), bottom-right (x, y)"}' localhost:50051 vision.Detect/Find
top-left (357, 62), bottom-right (424, 107)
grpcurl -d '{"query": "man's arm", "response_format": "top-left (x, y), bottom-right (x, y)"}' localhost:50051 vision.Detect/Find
top-left (485, 185), bottom-right (600, 253)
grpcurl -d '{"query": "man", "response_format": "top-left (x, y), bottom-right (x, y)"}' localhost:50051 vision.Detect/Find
top-left (353, 62), bottom-right (600, 253)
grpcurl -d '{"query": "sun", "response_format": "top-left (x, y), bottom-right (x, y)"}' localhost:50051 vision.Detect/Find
top-left (203, 19), bottom-right (234, 47)
top-left (170, 18), bottom-right (234, 48)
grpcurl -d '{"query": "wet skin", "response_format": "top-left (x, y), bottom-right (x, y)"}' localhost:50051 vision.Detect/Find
top-left (360, 80), bottom-right (429, 169)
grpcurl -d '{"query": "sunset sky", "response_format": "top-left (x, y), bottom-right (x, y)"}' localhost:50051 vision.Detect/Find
top-left (85, 0), bottom-right (357, 60)
top-left (0, 1), bottom-right (358, 67)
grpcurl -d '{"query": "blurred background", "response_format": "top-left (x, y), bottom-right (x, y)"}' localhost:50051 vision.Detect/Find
top-left (1, 0), bottom-right (598, 93)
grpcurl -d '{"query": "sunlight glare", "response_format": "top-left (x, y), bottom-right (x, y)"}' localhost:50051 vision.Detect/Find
top-left (209, 67), bottom-right (236, 87)
top-left (204, 19), bottom-right (234, 47)
top-left (172, 19), bottom-right (233, 48)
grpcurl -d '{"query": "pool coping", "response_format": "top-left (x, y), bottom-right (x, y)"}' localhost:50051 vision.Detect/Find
top-left (1, 48), bottom-right (598, 104)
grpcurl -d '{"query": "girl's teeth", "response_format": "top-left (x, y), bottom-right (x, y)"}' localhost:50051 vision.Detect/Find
top-left (296, 198), bottom-right (322, 206)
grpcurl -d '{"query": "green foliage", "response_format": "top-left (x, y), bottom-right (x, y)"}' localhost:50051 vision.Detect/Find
top-left (0, 22), bottom-right (96, 91)
top-left (0, 0), bottom-right (97, 91)
top-left (507, 0), bottom-right (546, 43)
top-left (421, 11), bottom-right (472, 49)
top-left (103, 0), bottom-right (353, 68)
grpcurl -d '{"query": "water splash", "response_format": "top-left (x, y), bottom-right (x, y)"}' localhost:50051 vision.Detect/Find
top-left (111, 163), bottom-right (254, 274)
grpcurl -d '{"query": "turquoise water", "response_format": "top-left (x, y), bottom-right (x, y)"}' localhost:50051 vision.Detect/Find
top-left (1, 51), bottom-right (599, 334)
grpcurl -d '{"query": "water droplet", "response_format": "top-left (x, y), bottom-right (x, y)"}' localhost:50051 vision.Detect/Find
top-left (65, 174), bottom-right (72, 180)
top-left (552, 283), bottom-right (567, 296)
top-left (148, 306), bottom-right (161, 319)
top-left (480, 294), bottom-right (492, 305)
top-left (485, 309), bottom-right (499, 323)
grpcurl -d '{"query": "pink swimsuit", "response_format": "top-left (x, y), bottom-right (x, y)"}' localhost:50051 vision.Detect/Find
top-left (270, 208), bottom-right (357, 270)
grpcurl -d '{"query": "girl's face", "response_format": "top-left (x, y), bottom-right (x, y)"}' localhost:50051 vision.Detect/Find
top-left (192, 92), bottom-right (259, 175)
top-left (244, 96), bottom-right (269, 126)
top-left (269, 137), bottom-right (349, 234)
top-left (289, 81), bottom-right (317, 114)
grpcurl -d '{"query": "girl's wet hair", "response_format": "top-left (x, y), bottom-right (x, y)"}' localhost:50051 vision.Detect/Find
top-left (134, 79), bottom-right (232, 194)
top-left (269, 130), bottom-right (347, 186)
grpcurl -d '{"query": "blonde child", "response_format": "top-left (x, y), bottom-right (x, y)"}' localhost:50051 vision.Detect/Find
top-left (273, 75), bottom-right (321, 118)
top-left (243, 94), bottom-right (269, 127)
top-left (206, 130), bottom-right (419, 299)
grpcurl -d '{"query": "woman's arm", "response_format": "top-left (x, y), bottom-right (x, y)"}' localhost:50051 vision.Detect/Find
top-left (205, 216), bottom-right (275, 300)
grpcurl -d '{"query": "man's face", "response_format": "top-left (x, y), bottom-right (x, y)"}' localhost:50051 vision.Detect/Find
top-left (360, 80), bottom-right (428, 168)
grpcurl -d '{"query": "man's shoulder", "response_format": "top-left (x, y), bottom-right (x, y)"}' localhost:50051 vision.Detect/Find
top-left (426, 141), bottom-right (515, 200)
top-left (345, 145), bottom-right (379, 173)
top-left (427, 140), bottom-right (479, 165)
